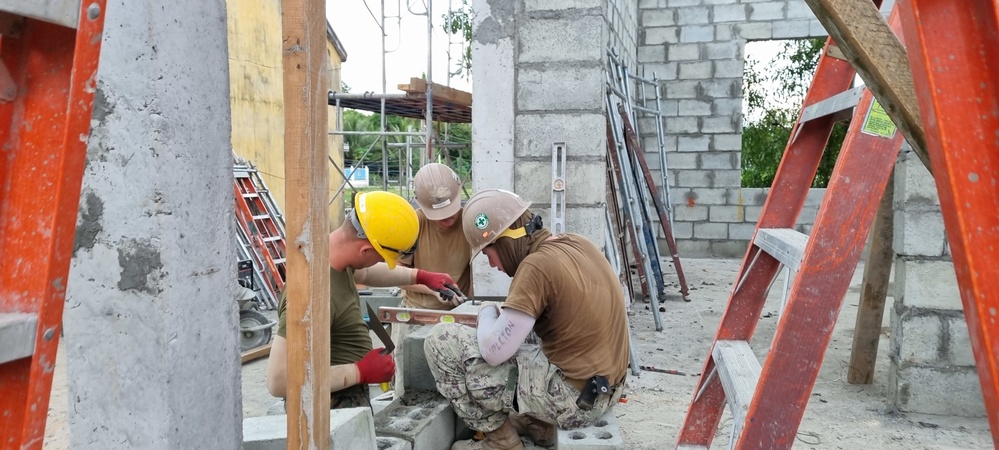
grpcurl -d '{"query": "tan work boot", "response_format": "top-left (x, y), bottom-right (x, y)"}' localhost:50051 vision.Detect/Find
top-left (509, 413), bottom-right (556, 447)
top-left (451, 419), bottom-right (525, 450)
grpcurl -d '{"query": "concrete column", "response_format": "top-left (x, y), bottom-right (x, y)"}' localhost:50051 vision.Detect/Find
top-left (65, 1), bottom-right (242, 448)
top-left (888, 147), bottom-right (985, 416)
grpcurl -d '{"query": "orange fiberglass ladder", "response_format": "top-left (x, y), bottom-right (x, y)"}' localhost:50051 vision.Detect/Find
top-left (675, 0), bottom-right (999, 448)
top-left (233, 158), bottom-right (287, 310)
top-left (0, 1), bottom-right (107, 449)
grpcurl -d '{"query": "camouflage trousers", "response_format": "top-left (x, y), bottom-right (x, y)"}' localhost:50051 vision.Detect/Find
top-left (424, 323), bottom-right (616, 433)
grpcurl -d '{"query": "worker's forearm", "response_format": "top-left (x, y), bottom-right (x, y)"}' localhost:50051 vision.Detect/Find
top-left (326, 363), bottom-right (361, 393)
top-left (355, 263), bottom-right (417, 287)
top-left (477, 305), bottom-right (536, 366)
top-left (402, 284), bottom-right (437, 296)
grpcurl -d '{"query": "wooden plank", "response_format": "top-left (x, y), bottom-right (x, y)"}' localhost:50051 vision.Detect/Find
top-left (398, 77), bottom-right (472, 107)
top-left (712, 340), bottom-right (762, 440)
top-left (281, 0), bottom-right (331, 447)
top-left (802, 0), bottom-right (932, 175)
top-left (241, 343), bottom-right (272, 364)
top-left (848, 169), bottom-right (894, 384)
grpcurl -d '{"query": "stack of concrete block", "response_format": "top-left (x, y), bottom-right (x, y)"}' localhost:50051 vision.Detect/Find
top-left (242, 407), bottom-right (377, 449)
top-left (888, 149), bottom-right (985, 416)
top-left (374, 393), bottom-right (456, 450)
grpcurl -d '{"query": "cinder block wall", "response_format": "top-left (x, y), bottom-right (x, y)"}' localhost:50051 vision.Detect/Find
top-left (471, 0), bottom-right (635, 296)
top-left (888, 149), bottom-right (985, 416)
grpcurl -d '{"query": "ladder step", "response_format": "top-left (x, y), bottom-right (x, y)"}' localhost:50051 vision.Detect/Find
top-left (798, 86), bottom-right (865, 124)
top-left (712, 340), bottom-right (762, 439)
top-left (273, 258), bottom-right (286, 264)
top-left (262, 236), bottom-right (283, 242)
top-left (251, 214), bottom-right (271, 220)
top-left (754, 228), bottom-right (808, 273)
top-left (242, 193), bottom-right (259, 198)
top-left (0, 313), bottom-right (39, 365)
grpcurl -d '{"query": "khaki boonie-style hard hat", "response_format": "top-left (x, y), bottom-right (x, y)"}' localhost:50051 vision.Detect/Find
top-left (461, 189), bottom-right (531, 261)
top-left (413, 163), bottom-right (462, 221)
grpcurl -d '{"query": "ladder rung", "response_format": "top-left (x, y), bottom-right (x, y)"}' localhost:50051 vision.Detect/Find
top-left (0, 313), bottom-right (39, 365)
top-left (798, 86), bottom-right (865, 124)
top-left (272, 258), bottom-right (286, 264)
top-left (262, 236), bottom-right (282, 242)
top-left (242, 193), bottom-right (259, 198)
top-left (712, 340), bottom-right (762, 439)
top-left (754, 228), bottom-right (808, 273)
top-left (251, 214), bottom-right (271, 220)
top-left (234, 172), bottom-right (251, 178)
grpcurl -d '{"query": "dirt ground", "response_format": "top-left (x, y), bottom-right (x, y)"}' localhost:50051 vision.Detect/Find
top-left (45, 258), bottom-right (992, 449)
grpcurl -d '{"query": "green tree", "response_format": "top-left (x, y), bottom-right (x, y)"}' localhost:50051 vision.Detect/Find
top-left (742, 38), bottom-right (848, 188)
top-left (442, 0), bottom-right (473, 80)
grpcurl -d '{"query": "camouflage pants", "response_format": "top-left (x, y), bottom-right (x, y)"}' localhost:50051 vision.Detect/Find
top-left (424, 323), bottom-right (615, 433)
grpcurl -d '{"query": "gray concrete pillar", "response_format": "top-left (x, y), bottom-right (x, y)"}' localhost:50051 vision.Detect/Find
top-left (64, 1), bottom-right (242, 448)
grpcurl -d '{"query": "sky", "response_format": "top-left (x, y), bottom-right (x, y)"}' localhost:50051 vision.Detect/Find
top-left (328, 0), bottom-right (473, 95)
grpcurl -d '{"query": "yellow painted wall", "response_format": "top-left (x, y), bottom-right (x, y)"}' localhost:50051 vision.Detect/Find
top-left (226, 1), bottom-right (345, 229)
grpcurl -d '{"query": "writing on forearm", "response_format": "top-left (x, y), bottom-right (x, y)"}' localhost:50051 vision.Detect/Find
top-left (489, 319), bottom-right (517, 357)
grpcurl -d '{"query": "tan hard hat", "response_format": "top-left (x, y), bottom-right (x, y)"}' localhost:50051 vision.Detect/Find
top-left (462, 189), bottom-right (531, 260)
top-left (413, 163), bottom-right (462, 221)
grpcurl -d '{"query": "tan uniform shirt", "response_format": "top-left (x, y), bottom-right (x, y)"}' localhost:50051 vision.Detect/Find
top-left (502, 233), bottom-right (630, 386)
top-left (399, 209), bottom-right (473, 310)
top-left (277, 267), bottom-right (372, 365)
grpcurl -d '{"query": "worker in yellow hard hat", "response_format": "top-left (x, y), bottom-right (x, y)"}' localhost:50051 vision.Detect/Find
top-left (266, 190), bottom-right (460, 409)
top-left (423, 189), bottom-right (629, 450)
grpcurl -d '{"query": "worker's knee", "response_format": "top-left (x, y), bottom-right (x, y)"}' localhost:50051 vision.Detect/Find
top-left (424, 322), bottom-right (474, 366)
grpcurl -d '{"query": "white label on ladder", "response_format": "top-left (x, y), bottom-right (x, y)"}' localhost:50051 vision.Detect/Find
top-left (551, 142), bottom-right (567, 235)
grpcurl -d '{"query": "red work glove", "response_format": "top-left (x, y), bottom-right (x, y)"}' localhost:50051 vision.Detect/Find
top-left (354, 348), bottom-right (395, 384)
top-left (416, 269), bottom-right (465, 300)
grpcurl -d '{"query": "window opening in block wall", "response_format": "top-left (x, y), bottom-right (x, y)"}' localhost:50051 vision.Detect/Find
top-left (741, 38), bottom-right (849, 188)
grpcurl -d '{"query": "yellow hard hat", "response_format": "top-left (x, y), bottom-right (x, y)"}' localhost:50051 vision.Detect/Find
top-left (414, 163), bottom-right (462, 220)
top-left (461, 189), bottom-right (532, 261)
top-left (349, 191), bottom-right (419, 269)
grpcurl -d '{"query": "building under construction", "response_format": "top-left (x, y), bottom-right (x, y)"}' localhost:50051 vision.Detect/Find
top-left (2, 0), bottom-right (998, 449)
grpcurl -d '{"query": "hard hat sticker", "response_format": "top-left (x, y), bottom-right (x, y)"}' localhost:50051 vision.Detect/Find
top-left (432, 199), bottom-right (451, 209)
top-left (474, 213), bottom-right (489, 229)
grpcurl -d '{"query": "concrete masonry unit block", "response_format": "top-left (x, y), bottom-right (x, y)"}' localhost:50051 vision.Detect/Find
top-left (893, 209), bottom-right (947, 257)
top-left (890, 310), bottom-right (943, 365)
top-left (375, 392), bottom-right (456, 450)
top-left (378, 436), bottom-right (413, 450)
top-left (894, 258), bottom-right (961, 311)
top-left (556, 410), bottom-right (625, 449)
top-left (403, 326), bottom-right (437, 392)
top-left (242, 408), bottom-right (377, 450)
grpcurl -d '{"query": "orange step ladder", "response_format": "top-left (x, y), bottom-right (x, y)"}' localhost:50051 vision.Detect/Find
top-left (676, 4), bottom-right (908, 448)
top-left (233, 159), bottom-right (287, 309)
top-left (0, 2), bottom-right (107, 448)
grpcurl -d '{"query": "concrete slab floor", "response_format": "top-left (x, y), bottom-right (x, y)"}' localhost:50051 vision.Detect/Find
top-left (44, 259), bottom-right (993, 449)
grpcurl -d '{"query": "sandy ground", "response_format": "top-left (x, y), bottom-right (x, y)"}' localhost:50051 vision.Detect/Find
top-left (45, 258), bottom-right (992, 449)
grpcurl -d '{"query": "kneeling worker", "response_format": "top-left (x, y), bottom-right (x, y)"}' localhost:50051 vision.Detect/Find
top-left (424, 189), bottom-right (629, 450)
top-left (266, 190), bottom-right (460, 409)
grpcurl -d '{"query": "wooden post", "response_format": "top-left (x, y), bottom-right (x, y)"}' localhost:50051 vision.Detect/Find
top-left (282, 0), bottom-right (331, 448)
top-left (847, 170), bottom-right (895, 384)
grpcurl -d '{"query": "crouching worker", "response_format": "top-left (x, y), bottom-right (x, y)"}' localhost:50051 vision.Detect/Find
top-left (424, 189), bottom-right (629, 450)
top-left (267, 191), bottom-right (462, 409)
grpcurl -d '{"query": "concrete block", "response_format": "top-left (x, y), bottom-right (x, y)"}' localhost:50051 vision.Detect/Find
top-left (948, 317), bottom-right (977, 367)
top-left (519, 17), bottom-right (604, 63)
top-left (372, 391), bottom-right (398, 416)
top-left (665, 0), bottom-right (702, 6)
top-left (748, 2), bottom-right (786, 21)
top-left (516, 66), bottom-right (604, 112)
top-left (526, 0), bottom-right (602, 10)
top-left (712, 133), bottom-right (742, 151)
top-left (704, 41), bottom-right (741, 60)
top-left (678, 170), bottom-right (713, 188)
top-left (637, 45), bottom-right (665, 63)
top-left (667, 43), bottom-right (702, 62)
top-left (678, 240), bottom-right (712, 257)
top-left (712, 240), bottom-right (749, 258)
top-left (700, 79), bottom-right (738, 98)
top-left (641, 9), bottom-right (674, 27)
top-left (638, 0), bottom-right (665, 7)
top-left (890, 362), bottom-right (986, 417)
top-left (515, 113), bottom-right (606, 159)
top-left (701, 117), bottom-right (737, 134)
top-left (714, 4), bottom-right (748, 22)
top-left (565, 206), bottom-right (607, 246)
top-left (378, 437), bottom-right (413, 450)
top-left (797, 205), bottom-right (819, 224)
top-left (672, 221), bottom-right (694, 239)
top-left (243, 408), bottom-right (377, 450)
top-left (678, 61), bottom-right (713, 79)
top-left (694, 222), bottom-right (728, 239)
top-left (679, 25), bottom-right (715, 43)
top-left (666, 117), bottom-right (699, 134)
top-left (701, 152), bottom-right (737, 170)
top-left (644, 27), bottom-right (679, 45)
top-left (515, 160), bottom-right (605, 206)
top-left (893, 209), bottom-right (947, 257)
top-left (667, 80), bottom-right (699, 99)
top-left (895, 258), bottom-right (961, 311)
top-left (679, 99), bottom-right (712, 116)
top-left (786, 1), bottom-right (817, 19)
top-left (674, 205), bottom-right (708, 221)
top-left (712, 98), bottom-right (743, 117)
top-left (804, 188), bottom-right (826, 206)
top-left (729, 222), bottom-right (756, 241)
top-left (735, 22), bottom-right (773, 40)
top-left (556, 411), bottom-right (625, 449)
top-left (891, 312), bottom-right (942, 365)
top-left (375, 393), bottom-right (456, 450)
top-left (713, 23), bottom-right (734, 41)
top-left (666, 152), bottom-right (699, 170)
top-left (677, 7), bottom-right (710, 25)
top-left (772, 20), bottom-right (812, 39)
top-left (744, 206), bottom-right (763, 223)
top-left (403, 326), bottom-right (437, 392)
top-left (642, 62), bottom-right (677, 80)
top-left (709, 205), bottom-right (741, 222)
top-left (683, 187), bottom-right (729, 206)
top-left (713, 168), bottom-right (742, 188)
top-left (713, 60), bottom-right (744, 79)
top-left (677, 135), bottom-right (710, 152)
top-left (742, 188), bottom-right (769, 205)
top-left (895, 155), bottom-right (939, 210)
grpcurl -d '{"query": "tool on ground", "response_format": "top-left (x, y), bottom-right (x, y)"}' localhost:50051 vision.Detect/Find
top-left (377, 306), bottom-right (479, 326)
top-left (677, 5), bottom-right (908, 448)
top-left (639, 366), bottom-right (687, 376)
top-left (365, 303), bottom-right (395, 392)
top-left (576, 375), bottom-right (610, 411)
